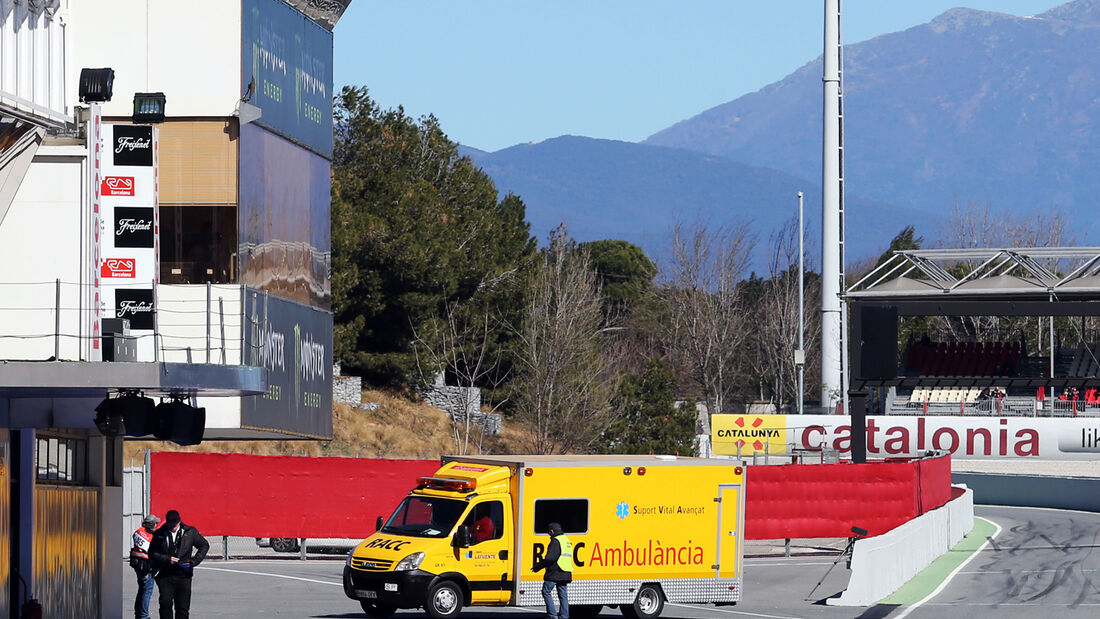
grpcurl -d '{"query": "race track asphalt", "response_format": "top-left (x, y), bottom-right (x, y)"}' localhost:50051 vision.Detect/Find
top-left (123, 505), bottom-right (1100, 618)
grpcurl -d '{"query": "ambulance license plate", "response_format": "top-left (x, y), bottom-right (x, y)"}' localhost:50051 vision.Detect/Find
top-left (358, 590), bottom-right (378, 599)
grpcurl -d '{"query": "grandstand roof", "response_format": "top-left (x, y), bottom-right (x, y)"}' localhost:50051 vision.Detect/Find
top-left (848, 247), bottom-right (1100, 299)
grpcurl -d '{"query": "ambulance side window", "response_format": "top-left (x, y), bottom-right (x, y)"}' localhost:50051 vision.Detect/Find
top-left (533, 499), bottom-right (588, 535)
top-left (463, 501), bottom-right (503, 544)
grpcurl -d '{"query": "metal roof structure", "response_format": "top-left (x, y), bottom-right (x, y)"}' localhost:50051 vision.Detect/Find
top-left (848, 247), bottom-right (1100, 299)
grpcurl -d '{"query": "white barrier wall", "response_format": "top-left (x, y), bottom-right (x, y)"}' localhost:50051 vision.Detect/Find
top-left (829, 485), bottom-right (974, 606)
top-left (0, 148), bottom-right (87, 361)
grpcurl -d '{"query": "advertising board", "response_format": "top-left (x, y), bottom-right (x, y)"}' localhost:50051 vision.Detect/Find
top-left (712, 413), bottom-right (1100, 460)
top-left (238, 124), bottom-right (331, 309)
top-left (100, 123), bottom-right (159, 360)
top-left (712, 413), bottom-right (1100, 461)
top-left (241, 0), bottom-right (334, 157)
top-left (242, 289), bottom-right (333, 439)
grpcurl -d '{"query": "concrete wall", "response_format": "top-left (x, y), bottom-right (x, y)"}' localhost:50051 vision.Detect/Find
top-left (830, 486), bottom-right (974, 606)
top-left (953, 472), bottom-right (1100, 512)
top-left (0, 148), bottom-right (87, 361)
top-left (68, 0), bottom-right (241, 117)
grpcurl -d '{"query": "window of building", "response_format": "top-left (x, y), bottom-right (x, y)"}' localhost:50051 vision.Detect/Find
top-left (34, 434), bottom-right (88, 485)
top-left (533, 498), bottom-right (589, 535)
top-left (160, 205), bottom-right (237, 284)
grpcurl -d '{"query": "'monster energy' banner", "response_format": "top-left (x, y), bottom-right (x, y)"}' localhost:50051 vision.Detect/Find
top-left (713, 414), bottom-right (1100, 460)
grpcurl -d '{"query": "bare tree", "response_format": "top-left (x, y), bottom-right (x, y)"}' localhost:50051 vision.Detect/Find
top-left (746, 218), bottom-right (821, 411)
top-left (413, 297), bottom-right (510, 455)
top-left (940, 200), bottom-right (1075, 250)
top-left (935, 201), bottom-right (1077, 344)
top-left (511, 227), bottom-right (618, 454)
top-left (659, 221), bottom-right (755, 429)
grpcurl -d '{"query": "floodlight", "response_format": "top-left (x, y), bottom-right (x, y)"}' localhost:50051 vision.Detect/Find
top-left (133, 92), bottom-right (166, 124)
top-left (153, 398), bottom-right (206, 446)
top-left (79, 68), bottom-right (115, 103)
top-left (94, 391), bottom-right (157, 437)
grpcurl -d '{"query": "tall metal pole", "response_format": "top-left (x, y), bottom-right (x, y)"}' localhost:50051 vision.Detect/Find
top-left (821, 0), bottom-right (844, 410)
top-left (798, 192), bottom-right (805, 415)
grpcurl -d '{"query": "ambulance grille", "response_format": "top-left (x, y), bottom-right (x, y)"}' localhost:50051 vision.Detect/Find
top-left (351, 556), bottom-right (393, 571)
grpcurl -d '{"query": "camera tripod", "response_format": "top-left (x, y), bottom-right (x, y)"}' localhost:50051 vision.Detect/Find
top-left (805, 526), bottom-right (867, 601)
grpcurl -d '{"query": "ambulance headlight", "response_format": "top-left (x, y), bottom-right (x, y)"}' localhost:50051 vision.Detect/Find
top-left (394, 552), bottom-right (425, 571)
top-left (346, 551), bottom-right (353, 567)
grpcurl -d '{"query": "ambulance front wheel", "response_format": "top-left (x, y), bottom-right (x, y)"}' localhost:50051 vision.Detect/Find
top-left (359, 601), bottom-right (396, 618)
top-left (621, 584), bottom-right (664, 619)
top-left (425, 580), bottom-right (464, 619)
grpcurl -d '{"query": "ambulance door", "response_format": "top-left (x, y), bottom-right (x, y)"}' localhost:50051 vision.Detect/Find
top-left (458, 500), bottom-right (512, 604)
top-left (715, 484), bottom-right (743, 579)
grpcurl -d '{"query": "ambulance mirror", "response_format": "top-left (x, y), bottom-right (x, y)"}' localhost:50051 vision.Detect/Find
top-left (453, 526), bottom-right (472, 548)
top-left (375, 516), bottom-right (383, 532)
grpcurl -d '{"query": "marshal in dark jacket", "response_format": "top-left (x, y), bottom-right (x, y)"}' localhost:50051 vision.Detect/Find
top-left (532, 535), bottom-right (572, 583)
top-left (150, 521), bottom-right (209, 578)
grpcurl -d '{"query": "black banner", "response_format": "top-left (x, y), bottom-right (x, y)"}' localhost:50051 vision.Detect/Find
top-left (113, 207), bottom-right (155, 248)
top-left (112, 125), bottom-right (153, 167)
top-left (115, 288), bottom-right (155, 330)
top-left (242, 290), bottom-right (333, 438)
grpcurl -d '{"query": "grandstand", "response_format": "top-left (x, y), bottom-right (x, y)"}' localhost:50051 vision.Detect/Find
top-left (846, 247), bottom-right (1100, 418)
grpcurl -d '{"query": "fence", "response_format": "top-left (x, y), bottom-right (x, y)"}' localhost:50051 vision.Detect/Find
top-left (0, 281), bottom-right (254, 364)
top-left (890, 394), bottom-right (1099, 417)
top-left (121, 454), bottom-right (151, 558)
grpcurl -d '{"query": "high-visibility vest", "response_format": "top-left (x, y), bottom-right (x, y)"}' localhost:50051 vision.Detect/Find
top-left (556, 535), bottom-right (574, 572)
top-left (132, 527), bottom-right (153, 559)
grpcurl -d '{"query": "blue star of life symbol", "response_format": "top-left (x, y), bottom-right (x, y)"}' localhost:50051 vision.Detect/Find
top-left (616, 501), bottom-right (630, 520)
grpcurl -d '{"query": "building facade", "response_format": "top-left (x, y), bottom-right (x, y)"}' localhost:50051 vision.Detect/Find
top-left (0, 1), bottom-right (349, 615)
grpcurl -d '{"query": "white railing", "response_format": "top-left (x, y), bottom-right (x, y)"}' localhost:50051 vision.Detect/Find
top-left (891, 394), bottom-right (1099, 417)
top-left (0, 281), bottom-right (260, 364)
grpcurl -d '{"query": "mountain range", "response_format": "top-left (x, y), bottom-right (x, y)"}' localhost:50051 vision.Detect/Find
top-left (465, 0), bottom-right (1100, 267)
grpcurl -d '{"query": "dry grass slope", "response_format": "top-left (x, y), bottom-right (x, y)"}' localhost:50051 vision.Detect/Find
top-left (123, 388), bottom-right (534, 462)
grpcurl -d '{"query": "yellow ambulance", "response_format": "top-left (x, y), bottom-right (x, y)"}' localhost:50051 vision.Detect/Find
top-left (342, 455), bottom-right (745, 618)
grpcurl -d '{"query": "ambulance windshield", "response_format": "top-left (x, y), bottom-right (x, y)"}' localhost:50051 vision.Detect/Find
top-left (380, 496), bottom-right (468, 538)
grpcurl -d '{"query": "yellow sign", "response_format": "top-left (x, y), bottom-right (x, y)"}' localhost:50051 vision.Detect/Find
top-left (712, 414), bottom-right (788, 456)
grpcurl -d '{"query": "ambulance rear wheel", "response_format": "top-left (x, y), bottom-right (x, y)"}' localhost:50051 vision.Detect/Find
top-left (359, 601), bottom-right (395, 618)
top-left (621, 584), bottom-right (663, 619)
top-left (425, 580), bottom-right (463, 619)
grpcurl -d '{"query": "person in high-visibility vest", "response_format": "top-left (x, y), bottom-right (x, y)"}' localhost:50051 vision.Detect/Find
top-left (130, 514), bottom-right (160, 619)
top-left (533, 521), bottom-right (572, 619)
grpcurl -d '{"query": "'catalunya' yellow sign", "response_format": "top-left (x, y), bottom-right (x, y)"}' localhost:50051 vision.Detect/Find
top-left (711, 414), bottom-right (788, 455)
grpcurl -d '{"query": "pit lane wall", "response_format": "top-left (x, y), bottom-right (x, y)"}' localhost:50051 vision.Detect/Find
top-left (829, 485), bottom-right (975, 606)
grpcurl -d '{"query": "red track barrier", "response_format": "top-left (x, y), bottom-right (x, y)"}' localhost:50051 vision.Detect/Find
top-left (150, 453), bottom-right (437, 538)
top-left (744, 453), bottom-right (952, 540)
top-left (151, 452), bottom-right (953, 541)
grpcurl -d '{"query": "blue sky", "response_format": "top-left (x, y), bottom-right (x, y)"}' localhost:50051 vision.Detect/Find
top-left (334, 1), bottom-right (1066, 153)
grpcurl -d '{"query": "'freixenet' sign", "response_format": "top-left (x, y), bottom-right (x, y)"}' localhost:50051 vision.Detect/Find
top-left (112, 125), bottom-right (153, 167)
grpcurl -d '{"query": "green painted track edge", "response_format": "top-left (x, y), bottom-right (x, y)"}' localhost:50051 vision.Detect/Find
top-left (878, 516), bottom-right (998, 605)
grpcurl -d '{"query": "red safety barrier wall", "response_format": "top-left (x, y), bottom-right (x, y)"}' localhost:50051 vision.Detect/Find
top-left (150, 453), bottom-right (438, 538)
top-left (915, 452), bottom-right (953, 514)
top-left (745, 453), bottom-right (952, 540)
top-left (151, 452), bottom-right (953, 541)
